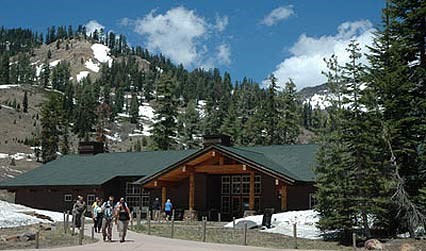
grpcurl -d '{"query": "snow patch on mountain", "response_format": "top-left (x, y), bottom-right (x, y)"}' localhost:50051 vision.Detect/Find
top-left (49, 59), bottom-right (61, 67)
top-left (91, 43), bottom-right (113, 67)
top-left (84, 59), bottom-right (100, 72)
top-left (76, 71), bottom-right (90, 82)
top-left (139, 103), bottom-right (154, 120)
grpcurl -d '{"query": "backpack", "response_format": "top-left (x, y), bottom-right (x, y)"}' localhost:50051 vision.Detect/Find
top-left (103, 202), bottom-right (113, 220)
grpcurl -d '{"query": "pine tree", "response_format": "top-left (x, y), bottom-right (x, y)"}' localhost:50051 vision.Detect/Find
top-left (277, 79), bottom-right (300, 144)
top-left (73, 78), bottom-right (98, 140)
top-left (0, 53), bottom-right (10, 85)
top-left (129, 92), bottom-right (139, 124)
top-left (220, 101), bottom-right (242, 144)
top-left (150, 72), bottom-right (178, 150)
top-left (178, 100), bottom-right (201, 149)
top-left (366, 0), bottom-right (426, 235)
top-left (22, 91), bottom-right (28, 113)
top-left (40, 60), bottom-right (50, 87)
top-left (40, 93), bottom-right (62, 163)
top-left (264, 74), bottom-right (280, 144)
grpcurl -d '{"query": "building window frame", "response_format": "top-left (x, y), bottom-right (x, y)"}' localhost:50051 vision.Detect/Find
top-left (126, 182), bottom-right (141, 195)
top-left (64, 194), bottom-right (72, 202)
top-left (87, 194), bottom-right (96, 206)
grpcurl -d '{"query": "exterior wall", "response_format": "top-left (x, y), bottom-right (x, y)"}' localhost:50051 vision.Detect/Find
top-left (15, 186), bottom-right (100, 212)
top-left (287, 182), bottom-right (315, 210)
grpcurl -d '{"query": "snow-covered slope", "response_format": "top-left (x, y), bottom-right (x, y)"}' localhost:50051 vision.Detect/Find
top-left (224, 210), bottom-right (321, 240)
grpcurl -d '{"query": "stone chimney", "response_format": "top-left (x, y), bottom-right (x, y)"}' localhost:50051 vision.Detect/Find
top-left (202, 134), bottom-right (232, 147)
top-left (78, 142), bottom-right (105, 155)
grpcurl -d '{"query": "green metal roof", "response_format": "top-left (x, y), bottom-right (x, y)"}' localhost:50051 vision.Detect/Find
top-left (219, 144), bottom-right (317, 182)
top-left (0, 149), bottom-right (198, 187)
top-left (0, 144), bottom-right (317, 188)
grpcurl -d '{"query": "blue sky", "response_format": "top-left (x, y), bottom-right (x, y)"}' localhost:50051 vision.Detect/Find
top-left (0, 0), bottom-right (385, 89)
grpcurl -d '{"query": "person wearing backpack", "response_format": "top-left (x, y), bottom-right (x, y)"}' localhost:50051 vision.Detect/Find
top-left (115, 197), bottom-right (131, 243)
top-left (101, 196), bottom-right (114, 242)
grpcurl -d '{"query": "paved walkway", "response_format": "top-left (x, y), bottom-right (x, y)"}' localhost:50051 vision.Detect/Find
top-left (21, 224), bottom-right (327, 251)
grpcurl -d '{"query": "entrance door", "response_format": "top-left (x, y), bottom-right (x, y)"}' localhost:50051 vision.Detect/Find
top-left (232, 196), bottom-right (242, 217)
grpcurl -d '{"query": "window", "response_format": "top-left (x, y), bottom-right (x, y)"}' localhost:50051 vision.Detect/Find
top-left (241, 175), bottom-right (250, 194)
top-left (221, 196), bottom-right (230, 213)
top-left (126, 195), bottom-right (141, 209)
top-left (254, 197), bottom-right (261, 211)
top-left (232, 176), bottom-right (241, 194)
top-left (64, 194), bottom-right (72, 202)
top-left (87, 194), bottom-right (95, 205)
top-left (221, 176), bottom-right (230, 194)
top-left (126, 182), bottom-right (141, 195)
top-left (309, 193), bottom-right (316, 209)
top-left (254, 175), bottom-right (261, 195)
top-left (141, 195), bottom-right (150, 208)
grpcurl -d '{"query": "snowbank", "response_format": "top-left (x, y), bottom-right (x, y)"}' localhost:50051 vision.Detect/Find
top-left (0, 84), bottom-right (19, 90)
top-left (224, 210), bottom-right (322, 240)
top-left (0, 200), bottom-right (66, 229)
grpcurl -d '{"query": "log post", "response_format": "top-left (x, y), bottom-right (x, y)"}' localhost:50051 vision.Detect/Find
top-left (161, 186), bottom-right (167, 210)
top-left (189, 172), bottom-right (195, 210)
top-left (249, 171), bottom-right (255, 210)
top-left (280, 182), bottom-right (288, 211)
top-left (293, 223), bottom-right (298, 249)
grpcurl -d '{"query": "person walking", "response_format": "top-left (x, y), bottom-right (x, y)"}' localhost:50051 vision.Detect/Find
top-left (115, 197), bottom-right (131, 243)
top-left (72, 195), bottom-right (86, 230)
top-left (101, 196), bottom-right (115, 242)
top-left (93, 198), bottom-right (103, 233)
top-left (164, 198), bottom-right (173, 222)
top-left (91, 197), bottom-right (100, 232)
top-left (152, 197), bottom-right (161, 221)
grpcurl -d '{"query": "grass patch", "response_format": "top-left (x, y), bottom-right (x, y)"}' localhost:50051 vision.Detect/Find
top-left (132, 221), bottom-right (349, 250)
top-left (0, 223), bottom-right (97, 250)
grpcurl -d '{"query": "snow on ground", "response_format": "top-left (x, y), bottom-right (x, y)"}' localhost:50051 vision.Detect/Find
top-left (35, 64), bottom-right (43, 77)
top-left (106, 132), bottom-right (122, 142)
top-left (0, 200), bottom-right (66, 229)
top-left (91, 43), bottom-right (113, 67)
top-left (0, 84), bottom-right (19, 89)
top-left (84, 59), bottom-right (100, 73)
top-left (224, 210), bottom-right (321, 240)
top-left (49, 60), bottom-right (61, 67)
top-left (0, 153), bottom-right (34, 160)
top-left (197, 100), bottom-right (207, 118)
top-left (139, 103), bottom-right (154, 120)
top-left (76, 71), bottom-right (90, 82)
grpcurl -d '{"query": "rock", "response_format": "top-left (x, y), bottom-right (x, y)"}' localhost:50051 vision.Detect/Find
top-left (364, 239), bottom-right (383, 250)
top-left (400, 243), bottom-right (416, 251)
top-left (234, 220), bottom-right (258, 230)
top-left (19, 232), bottom-right (36, 241)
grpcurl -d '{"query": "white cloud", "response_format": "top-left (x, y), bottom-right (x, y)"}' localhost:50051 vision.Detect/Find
top-left (130, 7), bottom-right (230, 68)
top-left (214, 15), bottom-right (228, 32)
top-left (217, 44), bottom-right (231, 65)
top-left (261, 6), bottom-right (294, 26)
top-left (84, 20), bottom-right (105, 36)
top-left (134, 7), bottom-right (207, 67)
top-left (270, 20), bottom-right (374, 90)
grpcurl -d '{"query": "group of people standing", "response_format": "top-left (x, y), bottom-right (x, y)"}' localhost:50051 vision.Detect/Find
top-left (73, 195), bottom-right (131, 243)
